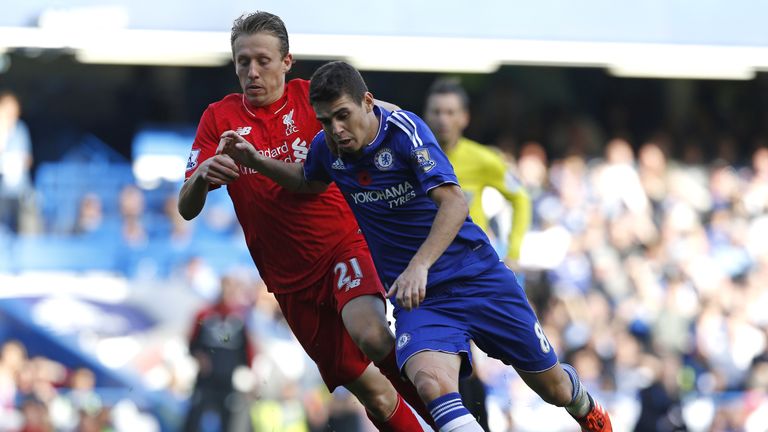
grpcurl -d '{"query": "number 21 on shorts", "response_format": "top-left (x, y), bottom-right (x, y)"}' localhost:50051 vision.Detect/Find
top-left (334, 258), bottom-right (363, 292)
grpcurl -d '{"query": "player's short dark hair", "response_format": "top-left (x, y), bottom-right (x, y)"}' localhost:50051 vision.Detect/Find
top-left (230, 11), bottom-right (289, 58)
top-left (427, 78), bottom-right (470, 111)
top-left (309, 61), bottom-right (368, 106)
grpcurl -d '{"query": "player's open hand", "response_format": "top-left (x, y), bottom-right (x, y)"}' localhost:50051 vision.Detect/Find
top-left (386, 263), bottom-right (428, 311)
top-left (196, 153), bottom-right (240, 185)
top-left (217, 130), bottom-right (261, 168)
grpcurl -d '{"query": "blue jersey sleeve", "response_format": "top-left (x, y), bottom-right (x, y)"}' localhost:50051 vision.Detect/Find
top-left (303, 131), bottom-right (332, 184)
top-left (388, 111), bottom-right (458, 193)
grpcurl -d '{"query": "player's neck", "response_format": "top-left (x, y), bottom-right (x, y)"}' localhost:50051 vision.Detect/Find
top-left (244, 89), bottom-right (286, 111)
top-left (440, 137), bottom-right (460, 153)
top-left (362, 111), bottom-right (381, 146)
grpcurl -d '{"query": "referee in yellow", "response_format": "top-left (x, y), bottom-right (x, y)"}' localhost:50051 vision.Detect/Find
top-left (424, 78), bottom-right (531, 268)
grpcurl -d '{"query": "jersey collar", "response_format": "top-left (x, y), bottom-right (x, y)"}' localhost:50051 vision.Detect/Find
top-left (362, 106), bottom-right (389, 154)
top-left (240, 85), bottom-right (290, 118)
top-left (339, 105), bottom-right (388, 161)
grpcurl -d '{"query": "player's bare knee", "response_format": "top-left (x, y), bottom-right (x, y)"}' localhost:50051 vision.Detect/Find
top-left (363, 391), bottom-right (396, 418)
top-left (350, 324), bottom-right (394, 360)
top-left (350, 381), bottom-right (397, 419)
top-left (412, 368), bottom-right (446, 402)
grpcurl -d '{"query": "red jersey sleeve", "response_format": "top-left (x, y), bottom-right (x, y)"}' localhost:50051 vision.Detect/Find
top-left (185, 105), bottom-right (222, 189)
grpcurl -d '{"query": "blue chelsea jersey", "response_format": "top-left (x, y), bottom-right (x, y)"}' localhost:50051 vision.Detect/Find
top-left (304, 107), bottom-right (499, 290)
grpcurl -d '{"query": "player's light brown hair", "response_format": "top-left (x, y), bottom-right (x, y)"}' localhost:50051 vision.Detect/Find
top-left (309, 61), bottom-right (368, 106)
top-left (230, 11), bottom-right (289, 58)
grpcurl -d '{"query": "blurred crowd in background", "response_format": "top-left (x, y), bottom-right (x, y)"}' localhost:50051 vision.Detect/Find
top-left (2, 67), bottom-right (768, 432)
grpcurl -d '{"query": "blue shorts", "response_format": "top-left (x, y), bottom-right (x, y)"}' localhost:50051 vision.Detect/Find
top-left (393, 260), bottom-right (558, 377)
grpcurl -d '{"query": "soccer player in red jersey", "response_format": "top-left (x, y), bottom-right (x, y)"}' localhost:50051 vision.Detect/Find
top-left (177, 11), bottom-right (432, 431)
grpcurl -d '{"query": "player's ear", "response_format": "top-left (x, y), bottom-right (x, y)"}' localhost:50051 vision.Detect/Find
top-left (283, 53), bottom-right (293, 73)
top-left (459, 109), bottom-right (470, 129)
top-left (364, 92), bottom-right (374, 113)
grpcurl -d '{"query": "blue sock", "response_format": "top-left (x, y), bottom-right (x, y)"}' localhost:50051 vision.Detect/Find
top-left (561, 363), bottom-right (591, 417)
top-left (427, 392), bottom-right (474, 431)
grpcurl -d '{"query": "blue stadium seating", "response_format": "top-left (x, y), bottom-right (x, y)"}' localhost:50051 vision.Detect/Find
top-left (0, 230), bottom-right (12, 272)
top-left (36, 162), bottom-right (136, 234)
top-left (11, 235), bottom-right (119, 273)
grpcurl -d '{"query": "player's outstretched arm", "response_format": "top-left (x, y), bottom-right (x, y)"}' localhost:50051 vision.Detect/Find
top-left (387, 184), bottom-right (468, 310)
top-left (217, 130), bottom-right (328, 193)
top-left (505, 187), bottom-right (531, 264)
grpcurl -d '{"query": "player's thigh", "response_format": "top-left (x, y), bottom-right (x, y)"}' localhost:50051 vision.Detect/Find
top-left (341, 295), bottom-right (389, 330)
top-left (394, 295), bottom-right (474, 379)
top-left (462, 262), bottom-right (559, 373)
top-left (341, 295), bottom-right (394, 360)
top-left (273, 288), bottom-right (371, 391)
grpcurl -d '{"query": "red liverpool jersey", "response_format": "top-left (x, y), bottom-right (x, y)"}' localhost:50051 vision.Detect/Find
top-left (186, 79), bottom-right (359, 293)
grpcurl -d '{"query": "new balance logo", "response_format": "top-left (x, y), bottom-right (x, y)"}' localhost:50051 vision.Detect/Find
top-left (332, 158), bottom-right (346, 170)
top-left (235, 126), bottom-right (252, 136)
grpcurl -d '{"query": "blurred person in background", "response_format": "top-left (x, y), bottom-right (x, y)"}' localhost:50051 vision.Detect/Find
top-left (163, 194), bottom-right (195, 246)
top-left (0, 340), bottom-right (26, 428)
top-left (220, 60), bottom-right (613, 432)
top-left (178, 11), bottom-right (433, 431)
top-left (48, 366), bottom-right (104, 430)
top-left (15, 356), bottom-right (66, 413)
top-left (742, 144), bottom-right (768, 217)
top-left (20, 397), bottom-right (53, 432)
top-left (249, 380), bottom-right (309, 432)
top-left (183, 275), bottom-right (254, 432)
top-left (70, 193), bottom-right (106, 236)
top-left (423, 78), bottom-right (534, 431)
top-left (597, 138), bottom-right (648, 212)
top-left (0, 90), bottom-right (34, 234)
top-left (516, 141), bottom-right (549, 204)
top-left (118, 184), bottom-right (148, 247)
top-left (633, 353), bottom-right (688, 432)
top-left (637, 140), bottom-right (670, 226)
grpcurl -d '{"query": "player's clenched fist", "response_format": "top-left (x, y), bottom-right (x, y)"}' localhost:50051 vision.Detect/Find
top-left (196, 153), bottom-right (240, 185)
top-left (217, 130), bottom-right (262, 169)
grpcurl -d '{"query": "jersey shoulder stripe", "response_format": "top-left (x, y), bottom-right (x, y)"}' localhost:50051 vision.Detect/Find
top-left (312, 129), bottom-right (324, 143)
top-left (387, 111), bottom-right (423, 148)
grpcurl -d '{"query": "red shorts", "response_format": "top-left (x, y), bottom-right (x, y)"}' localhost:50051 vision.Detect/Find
top-left (274, 234), bottom-right (386, 390)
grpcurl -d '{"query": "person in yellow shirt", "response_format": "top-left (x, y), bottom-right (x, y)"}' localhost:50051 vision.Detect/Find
top-left (424, 78), bottom-right (531, 268)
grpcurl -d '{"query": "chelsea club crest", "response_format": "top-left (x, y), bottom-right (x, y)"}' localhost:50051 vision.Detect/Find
top-left (374, 148), bottom-right (394, 170)
top-left (397, 333), bottom-right (411, 350)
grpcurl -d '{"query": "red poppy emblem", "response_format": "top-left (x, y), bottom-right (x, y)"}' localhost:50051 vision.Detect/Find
top-left (357, 171), bottom-right (372, 185)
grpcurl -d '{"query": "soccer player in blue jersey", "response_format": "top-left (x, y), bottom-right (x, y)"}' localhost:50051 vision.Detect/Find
top-left (217, 61), bottom-right (612, 432)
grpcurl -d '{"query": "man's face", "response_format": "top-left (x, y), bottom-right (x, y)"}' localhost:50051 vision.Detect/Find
top-left (233, 32), bottom-right (292, 107)
top-left (313, 92), bottom-right (375, 155)
top-left (424, 93), bottom-right (469, 149)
